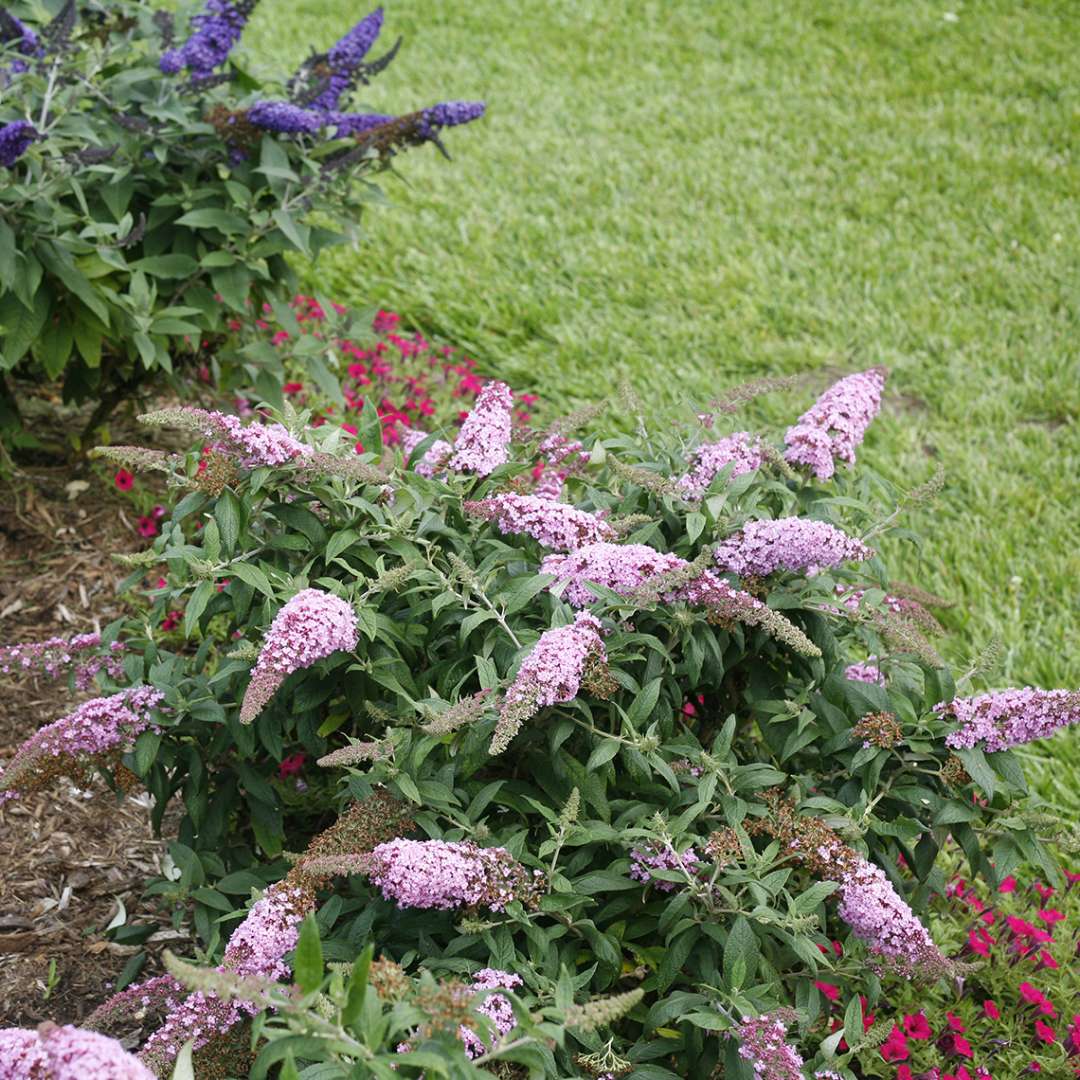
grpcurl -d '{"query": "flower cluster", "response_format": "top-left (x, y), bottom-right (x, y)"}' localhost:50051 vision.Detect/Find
top-left (846, 658), bottom-right (885, 685)
top-left (0, 632), bottom-right (125, 690)
top-left (300, 7), bottom-right (384, 111)
top-left (460, 968), bottom-right (522, 1058)
top-left (361, 839), bottom-right (543, 912)
top-left (448, 379), bottom-right (513, 476)
top-left (160, 0), bottom-right (256, 80)
top-left (713, 517), bottom-right (873, 578)
top-left (401, 426), bottom-right (453, 477)
top-left (629, 842), bottom-right (702, 893)
top-left (784, 367), bottom-right (887, 480)
top-left (465, 493), bottom-right (615, 551)
top-left (540, 542), bottom-right (685, 607)
top-left (140, 406), bottom-right (311, 469)
top-left (240, 589), bottom-right (359, 723)
top-left (677, 431), bottom-right (767, 499)
top-left (0, 686), bottom-right (162, 801)
top-left (734, 1010), bottom-right (805, 1080)
top-left (494, 611), bottom-right (607, 753)
top-left (0, 1023), bottom-right (154, 1079)
top-left (0, 118), bottom-right (35, 168)
top-left (938, 688), bottom-right (1080, 752)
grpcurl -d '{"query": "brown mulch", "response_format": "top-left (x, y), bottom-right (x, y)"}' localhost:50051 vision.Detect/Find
top-left (0, 458), bottom-right (184, 1027)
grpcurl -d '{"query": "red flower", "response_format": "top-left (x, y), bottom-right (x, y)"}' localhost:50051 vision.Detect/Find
top-left (136, 516), bottom-right (158, 538)
top-left (904, 1013), bottom-right (932, 1039)
top-left (947, 1012), bottom-right (967, 1033)
top-left (1036, 908), bottom-right (1064, 926)
top-left (880, 1025), bottom-right (909, 1062)
top-left (983, 1000), bottom-right (1001, 1021)
top-left (277, 753), bottom-right (306, 779)
top-left (1033, 882), bottom-right (1054, 901)
top-left (897, 1068), bottom-right (913, 1080)
top-left (1037, 949), bottom-right (1058, 970)
top-left (938, 1033), bottom-right (973, 1059)
top-left (1034, 1019), bottom-right (1056, 1044)
top-left (161, 610), bottom-right (181, 632)
top-left (999, 876), bottom-right (1018, 893)
top-left (114, 469), bottom-right (134, 491)
top-left (283, 382), bottom-right (304, 394)
top-left (814, 981), bottom-right (840, 1003)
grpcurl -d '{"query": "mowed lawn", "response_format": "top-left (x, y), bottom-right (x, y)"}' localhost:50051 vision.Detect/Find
top-left (243, 1), bottom-right (1080, 806)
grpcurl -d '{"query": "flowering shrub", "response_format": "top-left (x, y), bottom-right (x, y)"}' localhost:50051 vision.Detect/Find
top-left (3, 368), bottom-right (1078, 1077)
top-left (0, 1), bottom-right (483, 440)
top-left (849, 856), bottom-right (1080, 1079)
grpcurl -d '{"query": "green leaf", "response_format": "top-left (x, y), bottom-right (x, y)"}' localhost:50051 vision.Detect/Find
top-left (228, 561), bottom-right (275, 598)
top-left (500, 573), bottom-right (555, 616)
top-left (215, 491), bottom-right (241, 556)
top-left (0, 289), bottom-right (50, 370)
top-left (169, 1041), bottom-right (196, 1080)
top-left (133, 730), bottom-right (161, 776)
top-left (293, 913), bottom-right (324, 995)
top-left (628, 677), bottom-right (663, 726)
top-left (36, 243), bottom-right (111, 325)
top-left (341, 942), bottom-right (373, 1028)
top-left (953, 746), bottom-right (995, 798)
top-left (586, 739), bottom-right (620, 771)
top-left (272, 208), bottom-right (311, 255)
top-left (184, 580), bottom-right (215, 638)
top-left (131, 254), bottom-right (200, 279)
top-left (723, 915), bottom-right (759, 988)
top-left (175, 208), bottom-right (248, 234)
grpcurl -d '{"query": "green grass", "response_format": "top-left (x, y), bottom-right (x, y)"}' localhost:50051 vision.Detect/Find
top-left (244, 1), bottom-right (1080, 805)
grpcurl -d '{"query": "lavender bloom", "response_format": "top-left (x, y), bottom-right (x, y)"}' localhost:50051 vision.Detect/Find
top-left (836, 855), bottom-right (953, 980)
top-left (0, 119), bottom-right (35, 168)
top-left (541, 542), bottom-right (685, 607)
top-left (733, 1011), bottom-right (805, 1080)
top-left (140, 406), bottom-right (311, 468)
top-left (845, 658), bottom-right (884, 685)
top-left (160, 0), bottom-right (256, 79)
top-left (240, 589), bottom-right (359, 724)
top-left (678, 431), bottom-right (766, 499)
top-left (422, 100), bottom-right (486, 130)
top-left (449, 380), bottom-right (513, 476)
top-left (713, 517), bottom-right (873, 578)
top-left (461, 969), bottom-right (522, 1058)
top-left (0, 10), bottom-right (39, 55)
top-left (327, 111), bottom-right (394, 137)
top-left (305, 7), bottom-right (384, 111)
top-left (362, 838), bottom-right (543, 911)
top-left (0, 632), bottom-right (125, 689)
top-left (0, 687), bottom-right (162, 801)
top-left (939, 688), bottom-right (1080, 751)
top-left (784, 367), bottom-right (887, 480)
top-left (0, 1024), bottom-right (155, 1079)
top-left (493, 611), bottom-right (606, 754)
top-left (629, 842), bottom-right (702, 893)
top-left (248, 100), bottom-right (324, 135)
top-left (465, 493), bottom-right (615, 552)
top-left (400, 425), bottom-right (452, 477)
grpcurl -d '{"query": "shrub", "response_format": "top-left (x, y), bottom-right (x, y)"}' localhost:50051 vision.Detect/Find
top-left (0, 0), bottom-right (484, 444)
top-left (2, 369), bottom-right (1077, 1077)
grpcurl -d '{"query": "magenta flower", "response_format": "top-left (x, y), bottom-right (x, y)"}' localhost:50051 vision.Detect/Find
top-left (713, 517), bottom-right (873, 578)
top-left (678, 431), bottom-right (766, 499)
top-left (240, 589), bottom-right (359, 723)
top-left (938, 688), bottom-right (1080, 751)
top-left (0, 1023), bottom-right (155, 1079)
top-left (784, 367), bottom-right (887, 480)
top-left (448, 380), bottom-right (513, 476)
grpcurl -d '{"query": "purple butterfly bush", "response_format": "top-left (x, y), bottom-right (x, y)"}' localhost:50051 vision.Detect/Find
top-left (0, 119), bottom-right (35, 168)
top-left (733, 1011), bottom-right (806, 1080)
top-left (159, 0), bottom-right (257, 79)
top-left (248, 99), bottom-right (324, 135)
top-left (939, 688), bottom-right (1080, 752)
top-left (304, 6), bottom-right (384, 112)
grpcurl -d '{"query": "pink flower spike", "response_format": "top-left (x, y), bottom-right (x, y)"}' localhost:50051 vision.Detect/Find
top-left (448, 380), bottom-right (513, 476)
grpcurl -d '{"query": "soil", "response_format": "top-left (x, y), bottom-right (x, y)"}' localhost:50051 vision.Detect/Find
top-left (0, 458), bottom-right (185, 1027)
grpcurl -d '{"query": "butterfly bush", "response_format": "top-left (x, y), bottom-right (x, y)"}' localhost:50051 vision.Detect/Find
top-left (0, 687), bottom-right (162, 801)
top-left (939, 688), bottom-right (1080, 752)
top-left (784, 367), bottom-right (887, 480)
top-left (846, 658), bottom-right (884, 684)
top-left (0, 632), bottom-right (125, 689)
top-left (735, 1011), bottom-right (806, 1080)
top-left (448, 379), bottom-right (514, 476)
top-left (461, 968), bottom-right (523, 1058)
top-left (678, 430), bottom-right (766, 499)
top-left (714, 517), bottom-right (874, 578)
top-left (23, 367), bottom-right (1074, 1077)
top-left (240, 588), bottom-right (359, 723)
top-left (0, 1024), bottom-right (154, 1080)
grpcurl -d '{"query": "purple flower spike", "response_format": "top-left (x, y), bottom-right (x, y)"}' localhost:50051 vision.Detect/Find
top-left (160, 0), bottom-right (257, 79)
top-left (425, 100), bottom-right (487, 128)
top-left (0, 10), bottom-right (40, 56)
top-left (327, 111), bottom-right (394, 137)
top-left (0, 119), bottom-right (35, 168)
top-left (305, 7), bottom-right (384, 111)
top-left (248, 100), bottom-right (325, 135)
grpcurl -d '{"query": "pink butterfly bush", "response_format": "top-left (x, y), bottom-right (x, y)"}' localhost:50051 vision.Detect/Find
top-left (784, 367), bottom-right (887, 480)
top-left (448, 379), bottom-right (513, 476)
top-left (240, 589), bottom-right (359, 724)
top-left (846, 658), bottom-right (885, 685)
top-left (401, 426), bottom-right (452, 477)
top-left (541, 542), bottom-right (685, 607)
top-left (629, 842), bottom-right (703, 893)
top-left (0, 687), bottom-right (162, 801)
top-left (493, 611), bottom-right (606, 754)
top-left (938, 688), bottom-right (1080, 752)
top-left (465, 493), bottom-right (615, 552)
top-left (460, 969), bottom-right (522, 1058)
top-left (0, 1024), bottom-right (154, 1080)
top-left (0, 632), bottom-right (125, 691)
top-left (361, 838), bottom-right (543, 911)
top-left (141, 406), bottom-right (311, 468)
top-left (677, 431), bottom-right (767, 499)
top-left (714, 517), bottom-right (873, 578)
top-left (733, 1011), bottom-right (806, 1080)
